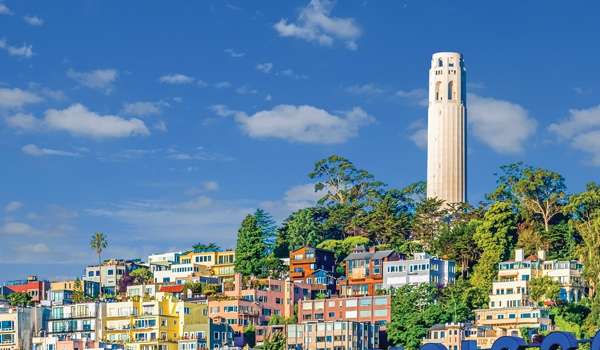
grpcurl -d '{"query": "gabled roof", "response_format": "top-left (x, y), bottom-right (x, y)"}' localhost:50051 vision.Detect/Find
top-left (290, 246), bottom-right (335, 254)
top-left (159, 285), bottom-right (185, 293)
top-left (343, 250), bottom-right (396, 261)
top-left (504, 255), bottom-right (539, 262)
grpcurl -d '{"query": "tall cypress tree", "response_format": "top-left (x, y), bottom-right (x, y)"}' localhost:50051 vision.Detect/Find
top-left (235, 214), bottom-right (266, 277)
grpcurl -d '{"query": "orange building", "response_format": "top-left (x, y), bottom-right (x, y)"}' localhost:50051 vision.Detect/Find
top-left (337, 246), bottom-right (404, 297)
top-left (289, 246), bottom-right (337, 297)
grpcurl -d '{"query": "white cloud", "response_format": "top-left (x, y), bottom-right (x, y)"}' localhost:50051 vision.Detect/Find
top-left (214, 82), bottom-right (231, 88)
top-left (12, 243), bottom-right (50, 253)
top-left (208, 104), bottom-right (237, 117)
top-left (121, 101), bottom-right (163, 116)
top-left (6, 104), bottom-right (149, 139)
top-left (396, 88), bottom-right (428, 106)
top-left (5, 113), bottom-right (42, 132)
top-left (153, 121), bottom-right (168, 132)
top-left (22, 144), bottom-right (82, 157)
top-left (343, 83), bottom-right (384, 94)
top-left (236, 85), bottom-right (257, 94)
top-left (46, 204), bottom-right (79, 219)
top-left (5, 201), bottom-right (24, 212)
top-left (197, 80), bottom-right (208, 87)
top-left (215, 104), bottom-right (375, 144)
top-left (259, 183), bottom-right (322, 222)
top-left (159, 74), bottom-right (194, 84)
top-left (23, 15), bottom-right (44, 26)
top-left (0, 2), bottom-right (12, 15)
top-left (28, 82), bottom-right (66, 101)
top-left (224, 49), bottom-right (244, 57)
top-left (26, 212), bottom-right (45, 219)
top-left (0, 87), bottom-right (44, 108)
top-left (226, 4), bottom-right (241, 10)
top-left (1, 222), bottom-right (40, 235)
top-left (2, 216), bottom-right (15, 222)
top-left (548, 104), bottom-right (600, 166)
top-left (178, 195), bottom-right (213, 211)
top-left (265, 95), bottom-right (272, 101)
top-left (279, 69), bottom-right (308, 79)
top-left (406, 119), bottom-right (427, 149)
top-left (273, 0), bottom-right (362, 50)
top-left (468, 93), bottom-right (538, 154)
top-left (173, 97), bottom-right (183, 102)
top-left (203, 181), bottom-right (219, 191)
top-left (0, 39), bottom-right (36, 59)
top-left (255, 63), bottom-right (273, 73)
top-left (67, 68), bottom-right (119, 94)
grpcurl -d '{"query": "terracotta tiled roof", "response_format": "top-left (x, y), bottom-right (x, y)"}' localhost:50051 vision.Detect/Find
top-left (505, 255), bottom-right (539, 262)
top-left (159, 285), bottom-right (184, 293)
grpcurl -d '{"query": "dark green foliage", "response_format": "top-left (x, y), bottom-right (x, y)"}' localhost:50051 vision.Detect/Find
top-left (387, 282), bottom-right (473, 350)
top-left (130, 268), bottom-right (153, 285)
top-left (263, 330), bottom-right (286, 350)
top-left (243, 325), bottom-right (256, 347)
top-left (262, 253), bottom-right (287, 279)
top-left (357, 192), bottom-right (410, 248)
top-left (254, 209), bottom-right (278, 249)
top-left (287, 208), bottom-right (326, 249)
top-left (235, 215), bottom-right (266, 277)
top-left (434, 221), bottom-right (479, 278)
top-left (410, 197), bottom-right (447, 249)
top-left (192, 243), bottom-right (221, 251)
top-left (6, 292), bottom-right (33, 306)
top-left (73, 277), bottom-right (85, 303)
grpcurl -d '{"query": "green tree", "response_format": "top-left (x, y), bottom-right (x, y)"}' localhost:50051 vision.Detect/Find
top-left (243, 325), bottom-right (256, 347)
top-left (564, 182), bottom-right (600, 228)
top-left (487, 163), bottom-right (567, 232)
top-left (73, 277), bottom-right (85, 303)
top-left (471, 202), bottom-right (516, 306)
top-left (7, 292), bottom-right (32, 306)
top-left (309, 156), bottom-right (386, 206)
top-left (577, 216), bottom-right (600, 297)
top-left (516, 220), bottom-right (548, 255)
top-left (387, 283), bottom-right (470, 350)
top-left (130, 268), bottom-right (154, 285)
top-left (91, 232), bottom-right (108, 297)
top-left (287, 208), bottom-right (325, 249)
top-left (267, 314), bottom-right (286, 325)
top-left (192, 243), bottom-right (221, 251)
top-left (410, 198), bottom-right (447, 249)
top-left (434, 221), bottom-right (480, 278)
top-left (263, 330), bottom-right (286, 350)
top-left (262, 253), bottom-right (287, 279)
top-left (359, 192), bottom-right (410, 248)
top-left (272, 225), bottom-right (291, 259)
top-left (317, 236), bottom-right (371, 274)
top-left (529, 276), bottom-right (560, 305)
top-left (584, 293), bottom-right (600, 338)
top-left (254, 209), bottom-right (278, 249)
top-left (235, 215), bottom-right (266, 277)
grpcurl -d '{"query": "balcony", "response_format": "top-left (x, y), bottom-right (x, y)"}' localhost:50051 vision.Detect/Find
top-left (46, 312), bottom-right (97, 321)
top-left (48, 326), bottom-right (93, 334)
top-left (239, 309), bottom-right (259, 316)
top-left (132, 338), bottom-right (177, 343)
top-left (290, 271), bottom-right (304, 278)
top-left (348, 272), bottom-right (365, 279)
top-left (0, 339), bottom-right (15, 345)
top-left (0, 328), bottom-right (14, 332)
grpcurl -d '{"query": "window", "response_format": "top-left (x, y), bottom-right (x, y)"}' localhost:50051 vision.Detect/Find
top-left (497, 315), bottom-right (504, 319)
top-left (373, 267), bottom-right (380, 274)
top-left (95, 271), bottom-right (100, 276)
top-left (307, 278), bottom-right (313, 284)
top-left (210, 307), bottom-right (219, 313)
top-left (345, 300), bottom-right (357, 307)
top-left (359, 310), bottom-right (371, 317)
top-left (359, 299), bottom-right (372, 306)
top-left (88, 271), bottom-right (93, 277)
top-left (509, 314), bottom-right (516, 319)
top-left (345, 311), bottom-right (357, 318)
top-left (214, 332), bottom-right (219, 340)
top-left (448, 81), bottom-right (454, 100)
top-left (374, 309), bottom-right (388, 317)
top-left (329, 312), bottom-right (335, 317)
top-left (374, 297), bottom-right (387, 306)
top-left (435, 81), bottom-right (442, 100)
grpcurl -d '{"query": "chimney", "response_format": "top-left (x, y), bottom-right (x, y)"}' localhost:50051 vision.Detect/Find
top-left (537, 249), bottom-right (546, 261)
top-left (369, 247), bottom-right (377, 254)
top-left (515, 249), bottom-right (524, 262)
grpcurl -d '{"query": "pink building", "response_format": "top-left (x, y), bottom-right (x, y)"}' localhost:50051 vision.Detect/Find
top-left (208, 273), bottom-right (312, 347)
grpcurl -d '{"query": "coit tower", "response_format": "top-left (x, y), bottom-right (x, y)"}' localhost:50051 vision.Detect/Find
top-left (426, 52), bottom-right (466, 204)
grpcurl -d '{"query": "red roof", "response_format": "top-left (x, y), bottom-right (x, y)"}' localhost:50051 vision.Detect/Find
top-left (505, 255), bottom-right (539, 262)
top-left (159, 285), bottom-right (185, 293)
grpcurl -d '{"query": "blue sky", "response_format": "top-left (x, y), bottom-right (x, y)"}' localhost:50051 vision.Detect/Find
top-left (1, 0), bottom-right (599, 282)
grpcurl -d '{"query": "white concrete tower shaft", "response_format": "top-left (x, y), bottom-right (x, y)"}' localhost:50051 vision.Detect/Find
top-left (426, 52), bottom-right (467, 204)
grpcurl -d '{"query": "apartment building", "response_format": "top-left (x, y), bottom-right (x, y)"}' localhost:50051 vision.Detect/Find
top-left (3, 276), bottom-right (51, 303)
top-left (153, 264), bottom-right (211, 284)
top-left (208, 273), bottom-right (312, 347)
top-left (383, 252), bottom-right (456, 289)
top-left (178, 318), bottom-right (234, 350)
top-left (102, 295), bottom-right (207, 350)
top-left (47, 302), bottom-right (105, 341)
top-left (298, 296), bottom-right (390, 325)
top-left (83, 260), bottom-right (145, 296)
top-left (50, 280), bottom-right (102, 300)
top-left (256, 320), bottom-right (379, 350)
top-left (32, 337), bottom-right (123, 350)
top-left (423, 323), bottom-right (512, 350)
top-left (289, 247), bottom-right (338, 297)
top-left (337, 246), bottom-right (405, 297)
top-left (211, 251), bottom-right (236, 281)
top-left (0, 306), bottom-right (49, 350)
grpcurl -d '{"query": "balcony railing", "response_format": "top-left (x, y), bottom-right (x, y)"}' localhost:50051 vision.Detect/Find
top-left (239, 309), bottom-right (259, 316)
top-left (0, 339), bottom-right (15, 345)
top-left (48, 326), bottom-right (93, 334)
top-left (47, 312), bottom-right (97, 321)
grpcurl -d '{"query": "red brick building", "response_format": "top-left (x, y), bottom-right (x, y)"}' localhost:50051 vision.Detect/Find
top-left (337, 246), bottom-right (404, 296)
top-left (289, 246), bottom-right (338, 297)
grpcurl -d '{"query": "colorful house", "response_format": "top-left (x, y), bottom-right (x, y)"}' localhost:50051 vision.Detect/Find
top-left (178, 318), bottom-right (234, 350)
top-left (3, 276), bottom-right (51, 303)
top-left (337, 246), bottom-right (404, 297)
top-left (289, 246), bottom-right (338, 297)
top-left (0, 306), bottom-right (49, 350)
top-left (47, 301), bottom-right (105, 341)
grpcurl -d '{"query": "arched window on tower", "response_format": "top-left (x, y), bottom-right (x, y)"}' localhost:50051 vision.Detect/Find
top-left (448, 80), bottom-right (455, 100)
top-left (448, 57), bottom-right (455, 67)
top-left (438, 58), bottom-right (443, 67)
top-left (435, 81), bottom-right (442, 101)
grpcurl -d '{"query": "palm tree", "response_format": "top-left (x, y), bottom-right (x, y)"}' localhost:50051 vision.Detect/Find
top-left (192, 243), bottom-right (207, 251)
top-left (91, 233), bottom-right (108, 298)
top-left (206, 243), bottom-right (221, 252)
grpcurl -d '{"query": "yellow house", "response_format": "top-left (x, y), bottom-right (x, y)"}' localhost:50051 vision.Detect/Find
top-left (51, 281), bottom-right (75, 291)
top-left (103, 295), bottom-right (208, 350)
top-left (211, 251), bottom-right (236, 281)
